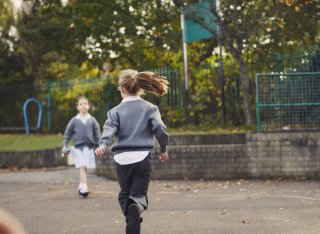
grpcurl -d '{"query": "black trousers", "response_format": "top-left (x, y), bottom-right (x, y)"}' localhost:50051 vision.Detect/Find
top-left (115, 155), bottom-right (152, 216)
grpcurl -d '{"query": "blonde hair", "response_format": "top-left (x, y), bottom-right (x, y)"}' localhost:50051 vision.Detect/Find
top-left (119, 69), bottom-right (169, 96)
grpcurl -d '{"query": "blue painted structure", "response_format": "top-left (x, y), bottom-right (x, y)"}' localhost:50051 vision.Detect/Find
top-left (23, 98), bottom-right (42, 135)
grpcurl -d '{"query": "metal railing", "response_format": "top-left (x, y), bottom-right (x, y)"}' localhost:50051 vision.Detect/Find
top-left (0, 67), bottom-right (184, 133)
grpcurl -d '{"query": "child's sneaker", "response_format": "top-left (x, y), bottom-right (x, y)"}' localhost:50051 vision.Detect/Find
top-left (79, 190), bottom-right (90, 197)
top-left (78, 184), bottom-right (90, 198)
top-left (126, 203), bottom-right (141, 234)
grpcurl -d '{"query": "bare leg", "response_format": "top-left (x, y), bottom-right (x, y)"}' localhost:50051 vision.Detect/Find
top-left (79, 167), bottom-right (89, 197)
top-left (79, 166), bottom-right (87, 184)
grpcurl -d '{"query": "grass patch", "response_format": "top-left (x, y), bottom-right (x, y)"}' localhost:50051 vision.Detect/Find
top-left (0, 134), bottom-right (63, 152)
top-left (0, 125), bottom-right (254, 152)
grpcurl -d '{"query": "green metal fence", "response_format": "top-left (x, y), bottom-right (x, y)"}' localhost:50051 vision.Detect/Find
top-left (0, 67), bottom-right (183, 133)
top-left (256, 72), bottom-right (320, 132)
top-left (275, 48), bottom-right (320, 73)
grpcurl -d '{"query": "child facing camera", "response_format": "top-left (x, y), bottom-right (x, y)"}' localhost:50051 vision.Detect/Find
top-left (62, 96), bottom-right (101, 197)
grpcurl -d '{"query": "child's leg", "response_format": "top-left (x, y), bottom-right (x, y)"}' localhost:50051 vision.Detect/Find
top-left (129, 156), bottom-right (152, 213)
top-left (79, 166), bottom-right (87, 185)
top-left (74, 147), bottom-right (90, 196)
top-left (79, 166), bottom-right (89, 196)
top-left (115, 155), bottom-right (152, 215)
top-left (124, 156), bottom-right (151, 234)
top-left (116, 163), bottom-right (132, 215)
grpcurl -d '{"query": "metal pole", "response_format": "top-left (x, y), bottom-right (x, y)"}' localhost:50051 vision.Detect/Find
top-left (255, 74), bottom-right (261, 133)
top-left (216, 0), bottom-right (225, 124)
top-left (218, 30), bottom-right (226, 124)
top-left (181, 12), bottom-right (189, 122)
top-left (47, 81), bottom-right (51, 132)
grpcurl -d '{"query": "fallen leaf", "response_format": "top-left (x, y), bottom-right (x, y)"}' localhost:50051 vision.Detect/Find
top-left (242, 219), bottom-right (249, 224)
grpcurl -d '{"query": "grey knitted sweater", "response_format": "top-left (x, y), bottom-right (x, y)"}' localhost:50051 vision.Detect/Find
top-left (63, 115), bottom-right (101, 148)
top-left (99, 99), bottom-right (169, 153)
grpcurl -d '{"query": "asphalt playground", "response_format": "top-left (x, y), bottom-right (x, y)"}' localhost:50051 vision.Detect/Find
top-left (1, 166), bottom-right (320, 234)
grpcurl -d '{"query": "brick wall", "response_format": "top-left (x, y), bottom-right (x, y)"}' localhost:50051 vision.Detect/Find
top-left (96, 132), bottom-right (320, 180)
top-left (0, 149), bottom-right (68, 169)
top-left (246, 132), bottom-right (320, 179)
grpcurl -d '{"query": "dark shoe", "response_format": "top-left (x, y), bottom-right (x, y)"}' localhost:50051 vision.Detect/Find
top-left (79, 190), bottom-right (90, 198)
top-left (126, 217), bottom-right (143, 224)
top-left (126, 204), bottom-right (140, 234)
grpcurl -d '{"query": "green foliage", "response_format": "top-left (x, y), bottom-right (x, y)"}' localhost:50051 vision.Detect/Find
top-left (0, 0), bottom-right (14, 29)
top-left (0, 0), bottom-right (319, 128)
top-left (175, 0), bottom-right (319, 125)
top-left (161, 107), bottom-right (186, 127)
top-left (0, 0), bottom-right (182, 85)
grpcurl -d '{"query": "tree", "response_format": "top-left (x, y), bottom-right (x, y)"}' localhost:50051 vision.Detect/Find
top-left (0, 0), bottom-right (22, 85)
top-left (7, 0), bottom-right (181, 84)
top-left (174, 0), bottom-right (319, 125)
top-left (61, 0), bottom-right (182, 68)
top-left (0, 0), bottom-right (14, 29)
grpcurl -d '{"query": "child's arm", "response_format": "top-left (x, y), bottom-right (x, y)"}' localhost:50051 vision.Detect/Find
top-left (61, 118), bottom-right (74, 154)
top-left (92, 117), bottom-right (101, 148)
top-left (149, 105), bottom-right (169, 162)
top-left (95, 111), bottom-right (118, 156)
top-left (149, 105), bottom-right (169, 153)
top-left (63, 118), bottom-right (75, 146)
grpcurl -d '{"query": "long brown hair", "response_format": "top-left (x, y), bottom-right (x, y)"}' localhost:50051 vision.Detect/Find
top-left (119, 69), bottom-right (169, 96)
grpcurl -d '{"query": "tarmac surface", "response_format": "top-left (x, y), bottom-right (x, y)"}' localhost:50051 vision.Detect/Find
top-left (1, 166), bottom-right (320, 234)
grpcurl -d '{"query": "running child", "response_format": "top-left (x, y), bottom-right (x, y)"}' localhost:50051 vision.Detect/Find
top-left (62, 96), bottom-right (101, 197)
top-left (95, 69), bottom-right (169, 234)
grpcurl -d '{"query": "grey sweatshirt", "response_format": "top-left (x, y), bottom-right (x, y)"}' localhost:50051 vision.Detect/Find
top-left (63, 115), bottom-right (101, 148)
top-left (99, 99), bottom-right (169, 153)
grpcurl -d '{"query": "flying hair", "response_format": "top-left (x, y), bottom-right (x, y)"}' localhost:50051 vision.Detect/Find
top-left (119, 69), bottom-right (169, 96)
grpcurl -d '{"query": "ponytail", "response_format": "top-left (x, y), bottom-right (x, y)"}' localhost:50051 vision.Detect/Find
top-left (119, 69), bottom-right (169, 96)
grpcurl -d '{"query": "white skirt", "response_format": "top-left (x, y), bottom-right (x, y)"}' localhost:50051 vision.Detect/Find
top-left (73, 146), bottom-right (96, 169)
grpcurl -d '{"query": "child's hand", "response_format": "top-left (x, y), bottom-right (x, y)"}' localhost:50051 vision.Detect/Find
top-left (61, 146), bottom-right (71, 157)
top-left (61, 146), bottom-right (66, 152)
top-left (158, 152), bottom-right (169, 162)
top-left (95, 146), bottom-right (106, 157)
